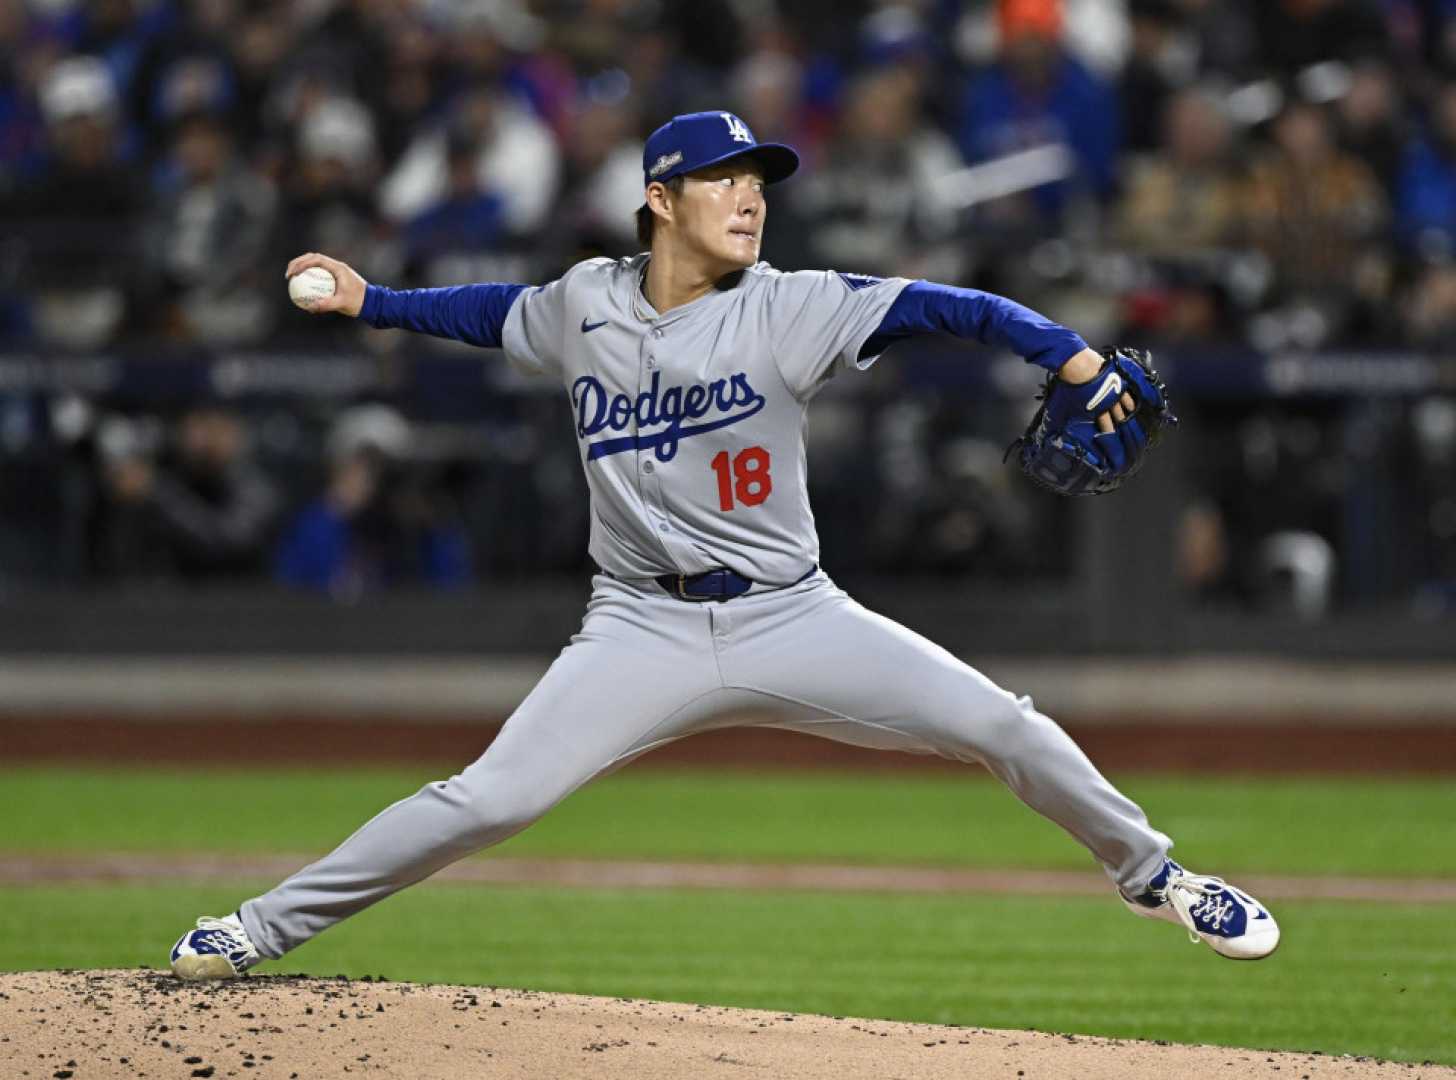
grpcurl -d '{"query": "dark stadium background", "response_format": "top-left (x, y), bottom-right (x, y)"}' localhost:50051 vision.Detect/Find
top-left (0, 0), bottom-right (1453, 681)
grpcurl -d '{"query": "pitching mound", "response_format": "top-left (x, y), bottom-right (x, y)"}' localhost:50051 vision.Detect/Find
top-left (1, 970), bottom-right (1447, 1080)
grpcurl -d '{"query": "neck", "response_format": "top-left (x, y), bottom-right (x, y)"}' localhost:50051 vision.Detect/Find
top-left (643, 241), bottom-right (735, 314)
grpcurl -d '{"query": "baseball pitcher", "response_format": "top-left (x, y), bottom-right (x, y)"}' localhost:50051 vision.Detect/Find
top-left (169, 111), bottom-right (1276, 981)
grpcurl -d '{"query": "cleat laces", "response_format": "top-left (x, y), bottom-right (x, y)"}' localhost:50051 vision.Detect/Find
top-left (192, 916), bottom-right (254, 966)
top-left (1190, 894), bottom-right (1235, 930)
top-left (1161, 871), bottom-right (1232, 944)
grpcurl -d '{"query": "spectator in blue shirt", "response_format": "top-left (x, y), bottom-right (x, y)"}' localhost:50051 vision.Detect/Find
top-left (958, 0), bottom-right (1120, 227)
top-left (275, 407), bottom-right (471, 598)
top-left (1396, 82), bottom-right (1456, 259)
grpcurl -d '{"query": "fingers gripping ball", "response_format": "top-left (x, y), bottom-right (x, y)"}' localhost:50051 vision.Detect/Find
top-left (288, 266), bottom-right (336, 310)
top-left (1009, 347), bottom-right (1177, 497)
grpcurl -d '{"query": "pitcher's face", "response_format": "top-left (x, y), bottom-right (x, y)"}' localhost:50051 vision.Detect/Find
top-left (671, 161), bottom-right (767, 271)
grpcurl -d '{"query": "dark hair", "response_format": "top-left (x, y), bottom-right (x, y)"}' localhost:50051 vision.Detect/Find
top-left (634, 176), bottom-right (685, 248)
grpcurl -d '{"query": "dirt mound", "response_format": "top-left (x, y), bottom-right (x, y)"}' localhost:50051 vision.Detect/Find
top-left (1, 970), bottom-right (1447, 1080)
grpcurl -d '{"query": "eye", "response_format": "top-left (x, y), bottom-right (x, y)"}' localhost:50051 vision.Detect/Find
top-left (718, 177), bottom-right (734, 187)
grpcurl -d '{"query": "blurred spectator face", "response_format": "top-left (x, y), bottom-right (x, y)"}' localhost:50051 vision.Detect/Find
top-left (351, 0), bottom-right (403, 25)
top-left (91, 0), bottom-right (135, 32)
top-left (733, 51), bottom-right (803, 142)
top-left (384, 36), bottom-right (436, 121)
top-left (1177, 500), bottom-right (1229, 591)
top-left (0, 0), bottom-right (22, 43)
top-left (1407, 266), bottom-right (1456, 344)
top-left (452, 23), bottom-right (505, 80)
top-left (453, 89), bottom-right (500, 145)
top-left (1164, 89), bottom-right (1231, 168)
top-left (1274, 102), bottom-right (1334, 166)
top-left (329, 453), bottom-right (378, 517)
top-left (51, 113), bottom-right (115, 169)
top-left (565, 99), bottom-right (630, 171)
top-left (297, 98), bottom-right (377, 189)
top-left (233, 15), bottom-right (289, 82)
top-left (1003, 31), bottom-right (1060, 89)
top-left (445, 137), bottom-right (479, 198)
top-left (192, 0), bottom-right (238, 35)
top-left (842, 66), bottom-right (918, 146)
top-left (174, 115), bottom-right (231, 182)
top-left (39, 56), bottom-right (119, 167)
top-left (1339, 62), bottom-right (1396, 134)
top-left (390, 20), bottom-right (436, 66)
top-left (178, 409), bottom-right (244, 474)
top-left (1434, 84), bottom-right (1456, 153)
top-left (158, 55), bottom-right (233, 121)
top-left (1000, 0), bottom-right (1062, 87)
top-left (1130, 4), bottom-right (1175, 57)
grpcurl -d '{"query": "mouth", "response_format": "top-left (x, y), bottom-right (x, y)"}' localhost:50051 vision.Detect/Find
top-left (729, 229), bottom-right (758, 242)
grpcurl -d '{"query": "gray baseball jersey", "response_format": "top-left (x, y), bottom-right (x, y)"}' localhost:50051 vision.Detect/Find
top-left (236, 258), bottom-right (1174, 961)
top-left (502, 254), bottom-right (910, 583)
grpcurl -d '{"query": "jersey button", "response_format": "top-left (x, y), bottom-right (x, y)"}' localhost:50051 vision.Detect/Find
top-left (652, 328), bottom-right (663, 338)
top-left (658, 523), bottom-right (669, 532)
top-left (642, 461), bottom-right (655, 474)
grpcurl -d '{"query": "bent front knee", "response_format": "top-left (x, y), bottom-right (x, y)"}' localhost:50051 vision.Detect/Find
top-left (954, 691), bottom-right (1042, 761)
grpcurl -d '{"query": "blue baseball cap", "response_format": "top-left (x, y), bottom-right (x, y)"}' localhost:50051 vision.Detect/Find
top-left (642, 111), bottom-right (799, 188)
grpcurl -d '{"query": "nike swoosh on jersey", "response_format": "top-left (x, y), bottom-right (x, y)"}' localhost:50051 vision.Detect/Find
top-left (1086, 371), bottom-right (1122, 411)
top-left (581, 318), bottom-right (608, 333)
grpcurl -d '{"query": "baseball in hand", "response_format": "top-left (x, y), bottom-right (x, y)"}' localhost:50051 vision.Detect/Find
top-left (288, 266), bottom-right (337, 309)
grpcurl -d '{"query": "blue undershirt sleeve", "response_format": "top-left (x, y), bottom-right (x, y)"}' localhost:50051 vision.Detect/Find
top-left (359, 283), bottom-right (529, 348)
top-left (860, 279), bottom-right (1087, 372)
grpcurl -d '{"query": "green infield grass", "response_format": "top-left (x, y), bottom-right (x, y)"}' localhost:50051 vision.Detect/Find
top-left (2, 766), bottom-right (1453, 878)
top-left (1, 882), bottom-right (1451, 1066)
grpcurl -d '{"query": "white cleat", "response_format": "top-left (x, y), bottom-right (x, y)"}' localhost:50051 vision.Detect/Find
top-left (1122, 859), bottom-right (1280, 960)
top-left (170, 913), bottom-right (261, 980)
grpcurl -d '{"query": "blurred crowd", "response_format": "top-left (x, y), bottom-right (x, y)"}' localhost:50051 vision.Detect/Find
top-left (6, 0), bottom-right (1456, 350)
top-left (0, 385), bottom-right (1077, 597)
top-left (4, 0), bottom-right (1456, 612)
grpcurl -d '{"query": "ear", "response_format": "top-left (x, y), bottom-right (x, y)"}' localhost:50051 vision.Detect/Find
top-left (645, 181), bottom-right (675, 227)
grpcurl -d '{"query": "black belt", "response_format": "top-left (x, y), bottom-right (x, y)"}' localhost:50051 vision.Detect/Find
top-left (654, 564), bottom-right (817, 603)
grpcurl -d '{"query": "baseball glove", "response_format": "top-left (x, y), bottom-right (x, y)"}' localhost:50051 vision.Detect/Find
top-left (1008, 347), bottom-right (1176, 497)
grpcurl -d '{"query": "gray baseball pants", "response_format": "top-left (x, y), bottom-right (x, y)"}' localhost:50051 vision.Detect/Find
top-left (240, 572), bottom-right (1171, 958)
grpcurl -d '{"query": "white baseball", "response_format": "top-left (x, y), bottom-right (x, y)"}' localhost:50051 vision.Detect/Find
top-left (288, 266), bottom-right (336, 309)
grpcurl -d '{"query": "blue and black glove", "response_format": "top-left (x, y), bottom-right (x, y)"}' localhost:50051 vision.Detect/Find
top-left (1008, 347), bottom-right (1177, 496)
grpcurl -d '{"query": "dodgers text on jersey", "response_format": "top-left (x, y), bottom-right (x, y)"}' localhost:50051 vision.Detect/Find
top-left (572, 371), bottom-right (767, 462)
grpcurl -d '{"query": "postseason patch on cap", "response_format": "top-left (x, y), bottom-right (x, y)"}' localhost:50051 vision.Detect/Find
top-left (649, 150), bottom-right (683, 178)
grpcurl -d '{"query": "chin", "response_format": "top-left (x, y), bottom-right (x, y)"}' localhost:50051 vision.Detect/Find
top-left (722, 243), bottom-right (759, 269)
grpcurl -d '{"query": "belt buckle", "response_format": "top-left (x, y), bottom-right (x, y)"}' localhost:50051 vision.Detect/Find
top-left (675, 573), bottom-right (691, 601)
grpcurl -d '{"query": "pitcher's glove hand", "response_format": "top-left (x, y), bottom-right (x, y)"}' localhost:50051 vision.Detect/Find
top-left (1008, 347), bottom-right (1177, 497)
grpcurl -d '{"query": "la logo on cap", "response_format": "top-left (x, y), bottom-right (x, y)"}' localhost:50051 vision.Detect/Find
top-left (640, 110), bottom-right (800, 186)
top-left (722, 113), bottom-right (752, 144)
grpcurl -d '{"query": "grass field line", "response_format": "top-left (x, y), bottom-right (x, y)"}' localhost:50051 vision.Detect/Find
top-left (4, 853), bottom-right (1453, 903)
